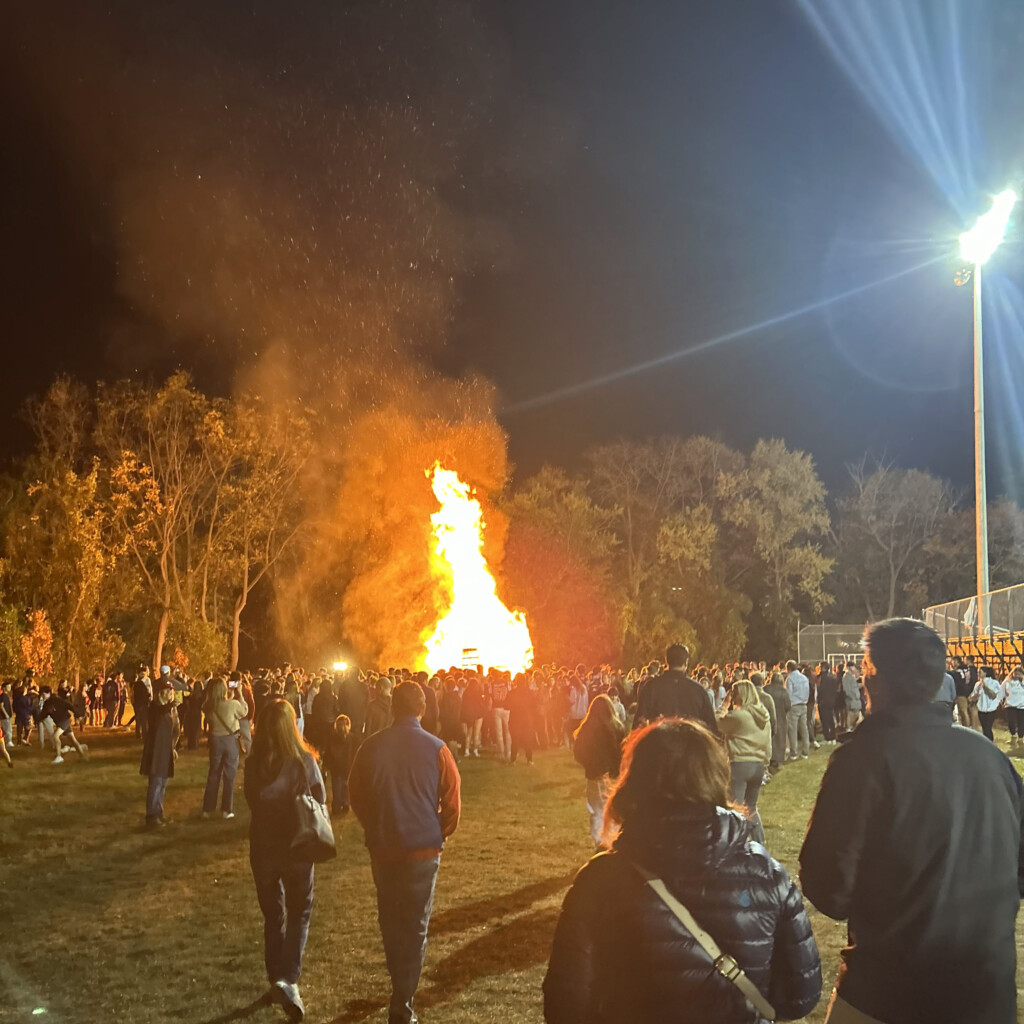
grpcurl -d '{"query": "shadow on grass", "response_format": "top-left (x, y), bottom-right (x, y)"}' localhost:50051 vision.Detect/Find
top-left (197, 991), bottom-right (274, 1024)
top-left (419, 905), bottom-right (559, 1010)
top-left (430, 871), bottom-right (575, 936)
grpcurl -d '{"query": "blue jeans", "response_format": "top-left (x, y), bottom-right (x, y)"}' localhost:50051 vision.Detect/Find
top-left (371, 856), bottom-right (440, 1024)
top-left (251, 854), bottom-right (315, 984)
top-left (146, 775), bottom-right (168, 822)
top-left (202, 734), bottom-right (240, 813)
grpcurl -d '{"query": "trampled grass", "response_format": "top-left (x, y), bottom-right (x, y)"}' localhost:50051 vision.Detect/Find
top-left (1, 726), bottom-right (1022, 1023)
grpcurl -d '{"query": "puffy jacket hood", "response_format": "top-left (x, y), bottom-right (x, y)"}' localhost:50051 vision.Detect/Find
top-left (614, 805), bottom-right (752, 876)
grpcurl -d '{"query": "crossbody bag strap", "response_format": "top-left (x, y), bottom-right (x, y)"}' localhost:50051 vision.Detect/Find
top-left (212, 704), bottom-right (240, 737)
top-left (632, 862), bottom-right (776, 1021)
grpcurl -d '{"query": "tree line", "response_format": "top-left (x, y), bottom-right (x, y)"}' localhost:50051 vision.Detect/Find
top-left (1, 373), bottom-right (1018, 678)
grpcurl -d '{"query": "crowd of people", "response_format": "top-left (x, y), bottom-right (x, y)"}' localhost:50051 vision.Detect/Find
top-left (3, 625), bottom-right (1024, 1024)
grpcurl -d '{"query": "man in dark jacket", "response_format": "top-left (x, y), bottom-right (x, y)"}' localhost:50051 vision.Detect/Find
top-left (632, 644), bottom-right (718, 735)
top-left (139, 681), bottom-right (180, 828)
top-left (349, 681), bottom-right (461, 1024)
top-left (800, 617), bottom-right (1024, 1024)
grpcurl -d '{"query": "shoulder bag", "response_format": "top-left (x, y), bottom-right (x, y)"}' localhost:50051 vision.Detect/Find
top-left (290, 761), bottom-right (336, 863)
top-left (632, 862), bottom-right (776, 1022)
top-left (212, 704), bottom-right (247, 755)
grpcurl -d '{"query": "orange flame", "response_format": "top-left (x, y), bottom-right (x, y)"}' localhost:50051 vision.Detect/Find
top-left (423, 464), bottom-right (534, 675)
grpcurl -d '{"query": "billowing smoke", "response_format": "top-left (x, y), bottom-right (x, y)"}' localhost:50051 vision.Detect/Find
top-left (4, 0), bottom-right (541, 666)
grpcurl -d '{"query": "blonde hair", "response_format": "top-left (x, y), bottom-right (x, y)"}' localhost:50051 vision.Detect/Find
top-left (728, 679), bottom-right (761, 711)
top-left (203, 678), bottom-right (227, 716)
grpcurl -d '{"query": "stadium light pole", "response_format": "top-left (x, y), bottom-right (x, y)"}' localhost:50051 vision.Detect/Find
top-left (958, 188), bottom-right (1017, 632)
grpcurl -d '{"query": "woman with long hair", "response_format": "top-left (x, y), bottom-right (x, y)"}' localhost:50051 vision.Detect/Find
top-left (572, 694), bottom-right (626, 847)
top-left (201, 677), bottom-right (248, 820)
top-left (544, 719), bottom-right (821, 1024)
top-left (244, 699), bottom-right (326, 1022)
top-left (719, 680), bottom-right (772, 844)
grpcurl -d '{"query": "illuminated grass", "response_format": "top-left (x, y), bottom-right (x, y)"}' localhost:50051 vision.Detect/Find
top-left (1, 727), bottom-right (1022, 1023)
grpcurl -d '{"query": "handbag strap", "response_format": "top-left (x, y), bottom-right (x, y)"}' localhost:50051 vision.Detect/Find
top-left (212, 703), bottom-right (241, 737)
top-left (632, 862), bottom-right (776, 1021)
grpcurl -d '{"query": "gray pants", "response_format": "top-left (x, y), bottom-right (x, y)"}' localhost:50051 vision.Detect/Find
top-left (787, 703), bottom-right (809, 757)
top-left (371, 855), bottom-right (441, 1024)
top-left (730, 760), bottom-right (766, 844)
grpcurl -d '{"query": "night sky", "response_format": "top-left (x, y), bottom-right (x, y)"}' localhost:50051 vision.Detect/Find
top-left (4, 0), bottom-right (1024, 495)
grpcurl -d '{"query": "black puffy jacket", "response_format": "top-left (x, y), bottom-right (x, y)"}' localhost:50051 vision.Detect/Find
top-left (543, 807), bottom-right (821, 1023)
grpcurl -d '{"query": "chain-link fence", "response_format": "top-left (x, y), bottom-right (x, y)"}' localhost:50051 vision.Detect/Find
top-left (796, 623), bottom-right (867, 667)
top-left (923, 583), bottom-right (1024, 642)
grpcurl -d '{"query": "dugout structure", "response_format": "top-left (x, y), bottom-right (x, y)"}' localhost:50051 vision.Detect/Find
top-left (796, 622), bottom-right (866, 667)
top-left (923, 582), bottom-right (1024, 669)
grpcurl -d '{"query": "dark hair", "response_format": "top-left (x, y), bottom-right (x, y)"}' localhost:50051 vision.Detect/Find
top-left (665, 643), bottom-right (690, 669)
top-left (863, 618), bottom-right (946, 705)
top-left (604, 719), bottom-right (731, 840)
top-left (392, 680), bottom-right (426, 718)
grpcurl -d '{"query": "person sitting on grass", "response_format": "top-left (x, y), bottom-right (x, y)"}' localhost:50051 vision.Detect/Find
top-left (543, 718), bottom-right (821, 1023)
top-left (140, 679), bottom-right (180, 828)
top-left (40, 685), bottom-right (89, 765)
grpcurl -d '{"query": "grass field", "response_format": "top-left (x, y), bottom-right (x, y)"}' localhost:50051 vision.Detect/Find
top-left (1, 725), bottom-right (1023, 1024)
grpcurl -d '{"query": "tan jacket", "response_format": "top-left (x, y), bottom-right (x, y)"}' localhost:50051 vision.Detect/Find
top-left (719, 703), bottom-right (772, 764)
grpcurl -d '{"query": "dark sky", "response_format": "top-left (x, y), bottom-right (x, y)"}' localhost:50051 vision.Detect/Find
top-left (3, 0), bottom-right (1024, 495)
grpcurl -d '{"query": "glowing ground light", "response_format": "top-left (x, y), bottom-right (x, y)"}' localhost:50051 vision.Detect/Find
top-left (422, 464), bottom-right (534, 675)
top-left (959, 190), bottom-right (1017, 267)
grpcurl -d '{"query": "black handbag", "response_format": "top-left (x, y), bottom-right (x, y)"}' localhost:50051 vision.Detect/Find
top-left (289, 768), bottom-right (337, 863)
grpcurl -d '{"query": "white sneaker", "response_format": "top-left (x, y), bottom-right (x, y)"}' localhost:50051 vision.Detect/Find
top-left (801, 754), bottom-right (809, 759)
top-left (222, 811), bottom-right (235, 820)
top-left (201, 811), bottom-right (212, 819)
top-left (812, 741), bottom-right (821, 749)
top-left (52, 755), bottom-right (64, 764)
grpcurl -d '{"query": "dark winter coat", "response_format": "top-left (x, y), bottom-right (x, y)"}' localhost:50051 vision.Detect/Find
top-left (460, 680), bottom-right (486, 722)
top-left (633, 669), bottom-right (719, 735)
top-left (439, 690), bottom-right (463, 742)
top-left (800, 702), bottom-right (1024, 1024)
top-left (506, 685), bottom-right (537, 738)
top-left (572, 718), bottom-right (625, 780)
top-left (365, 693), bottom-right (393, 737)
top-left (544, 806), bottom-right (821, 1023)
top-left (140, 702), bottom-right (179, 779)
top-left (244, 752), bottom-right (325, 864)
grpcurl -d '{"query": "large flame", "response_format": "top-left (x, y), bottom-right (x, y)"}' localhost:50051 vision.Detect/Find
top-left (423, 464), bottom-right (534, 675)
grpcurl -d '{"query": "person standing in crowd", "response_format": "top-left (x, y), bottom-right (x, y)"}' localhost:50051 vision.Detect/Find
top-left (40, 685), bottom-right (89, 764)
top-left (973, 665), bottom-right (1003, 742)
top-left (816, 662), bottom-right (837, 743)
top-left (543, 718), bottom-right (821, 1024)
top-left (804, 664), bottom-right (819, 750)
top-left (633, 644), bottom-right (718, 734)
top-left (183, 677), bottom-right (205, 749)
top-left (308, 676), bottom-right (340, 753)
top-left (349, 681), bottom-right (461, 1024)
top-left (932, 665), bottom-right (957, 718)
top-left (950, 656), bottom-right (979, 730)
top-left (337, 670), bottom-right (369, 744)
top-left (841, 662), bottom-right (862, 730)
top-left (784, 660), bottom-right (810, 760)
top-left (13, 681), bottom-right (33, 745)
top-left (140, 679), bottom-right (180, 828)
top-left (566, 673), bottom-right (589, 743)
top-left (0, 680), bottom-right (13, 756)
top-left (202, 678), bottom-right (248, 820)
top-left (460, 675), bottom-right (486, 757)
top-left (490, 672), bottom-right (511, 761)
top-left (1003, 665), bottom-right (1024, 749)
top-left (763, 670), bottom-right (790, 771)
top-left (572, 694), bottom-right (626, 849)
top-left (244, 699), bottom-right (327, 1022)
top-left (801, 618), bottom-right (1024, 1024)
top-left (439, 678), bottom-right (464, 761)
top-left (413, 671), bottom-right (439, 737)
top-left (366, 676), bottom-right (395, 739)
top-left (131, 668), bottom-right (153, 741)
top-left (284, 675), bottom-right (304, 736)
top-left (718, 680), bottom-right (772, 844)
top-left (507, 672), bottom-right (538, 765)
top-left (324, 713), bottom-right (355, 816)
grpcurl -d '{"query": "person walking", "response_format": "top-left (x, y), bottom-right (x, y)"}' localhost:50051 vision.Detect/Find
top-left (201, 678), bottom-right (248, 820)
top-left (633, 644), bottom-right (718, 734)
top-left (1002, 666), bottom-right (1024, 749)
top-left (841, 662), bottom-right (862, 730)
top-left (349, 681), bottom-right (461, 1024)
top-left (543, 718), bottom-right (821, 1024)
top-left (40, 685), bottom-right (89, 764)
top-left (973, 665), bottom-right (1002, 742)
top-left (718, 680), bottom-right (772, 844)
top-left (324, 713), bottom-right (355, 816)
top-left (140, 679), bottom-right (180, 827)
top-left (784, 661), bottom-right (810, 760)
top-left (244, 699), bottom-right (327, 1022)
top-left (571, 694), bottom-right (625, 848)
top-left (800, 618), bottom-right (1024, 1024)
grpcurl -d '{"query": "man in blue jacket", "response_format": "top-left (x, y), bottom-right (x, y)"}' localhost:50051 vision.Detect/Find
top-left (800, 618), bottom-right (1024, 1024)
top-left (349, 681), bottom-right (461, 1024)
